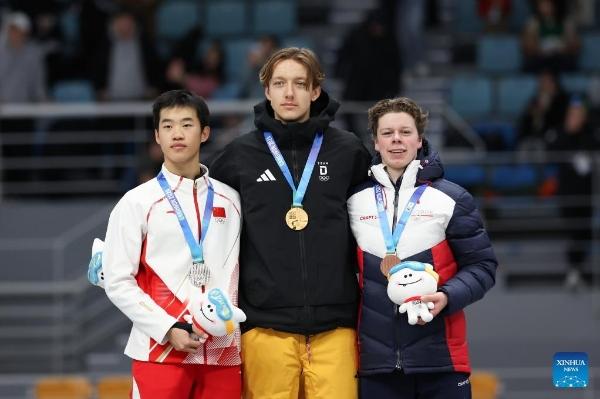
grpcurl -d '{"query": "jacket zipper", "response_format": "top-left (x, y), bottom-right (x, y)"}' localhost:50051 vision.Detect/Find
top-left (392, 183), bottom-right (402, 369)
top-left (291, 131), bottom-right (311, 329)
top-left (193, 179), bottom-right (208, 364)
top-left (395, 304), bottom-right (402, 369)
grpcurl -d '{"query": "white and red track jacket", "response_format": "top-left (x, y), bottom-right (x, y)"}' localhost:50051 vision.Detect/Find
top-left (103, 164), bottom-right (242, 365)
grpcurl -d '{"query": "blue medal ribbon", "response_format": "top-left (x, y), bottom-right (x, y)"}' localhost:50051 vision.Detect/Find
top-left (157, 171), bottom-right (214, 264)
top-left (373, 184), bottom-right (427, 254)
top-left (264, 131), bottom-right (323, 207)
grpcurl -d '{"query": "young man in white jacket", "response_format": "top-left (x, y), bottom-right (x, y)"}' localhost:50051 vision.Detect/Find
top-left (102, 90), bottom-right (242, 398)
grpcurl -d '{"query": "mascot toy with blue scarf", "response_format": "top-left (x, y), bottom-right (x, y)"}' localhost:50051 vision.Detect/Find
top-left (387, 261), bottom-right (439, 325)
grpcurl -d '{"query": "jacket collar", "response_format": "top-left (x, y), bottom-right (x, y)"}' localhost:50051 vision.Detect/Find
top-left (253, 90), bottom-right (339, 147)
top-left (368, 139), bottom-right (444, 189)
top-left (159, 163), bottom-right (209, 194)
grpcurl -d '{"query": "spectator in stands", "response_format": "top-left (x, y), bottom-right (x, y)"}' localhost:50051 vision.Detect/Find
top-left (0, 11), bottom-right (47, 102)
top-left (347, 97), bottom-right (497, 398)
top-left (161, 24), bottom-right (227, 99)
top-left (102, 90), bottom-right (242, 398)
top-left (522, 0), bottom-right (580, 73)
top-left (547, 95), bottom-right (600, 290)
top-left (336, 9), bottom-right (402, 134)
top-left (517, 69), bottom-right (569, 151)
top-left (186, 39), bottom-right (226, 99)
top-left (240, 34), bottom-right (280, 98)
top-left (478, 0), bottom-right (512, 32)
top-left (93, 10), bottom-right (159, 101)
top-left (5, 0), bottom-right (64, 87)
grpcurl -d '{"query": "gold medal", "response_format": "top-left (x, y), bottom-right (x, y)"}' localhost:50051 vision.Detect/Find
top-left (380, 254), bottom-right (402, 278)
top-left (285, 207), bottom-right (309, 231)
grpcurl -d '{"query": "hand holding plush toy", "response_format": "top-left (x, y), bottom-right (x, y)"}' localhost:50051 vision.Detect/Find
top-left (186, 287), bottom-right (246, 337)
top-left (387, 261), bottom-right (439, 325)
top-left (87, 238), bottom-right (246, 337)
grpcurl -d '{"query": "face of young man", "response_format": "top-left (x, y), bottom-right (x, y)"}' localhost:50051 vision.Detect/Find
top-left (265, 58), bottom-right (321, 123)
top-left (154, 106), bottom-right (210, 177)
top-left (374, 112), bottom-right (422, 181)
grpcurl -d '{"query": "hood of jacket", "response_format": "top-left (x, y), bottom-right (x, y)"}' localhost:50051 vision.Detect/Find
top-left (253, 90), bottom-right (339, 146)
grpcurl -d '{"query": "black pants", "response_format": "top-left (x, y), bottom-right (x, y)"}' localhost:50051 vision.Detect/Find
top-left (360, 370), bottom-right (471, 399)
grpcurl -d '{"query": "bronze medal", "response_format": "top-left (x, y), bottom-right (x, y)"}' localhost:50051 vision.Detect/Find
top-left (285, 207), bottom-right (309, 231)
top-left (380, 254), bottom-right (402, 277)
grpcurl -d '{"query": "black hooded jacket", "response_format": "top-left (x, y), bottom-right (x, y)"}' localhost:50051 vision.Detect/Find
top-left (210, 91), bottom-right (371, 334)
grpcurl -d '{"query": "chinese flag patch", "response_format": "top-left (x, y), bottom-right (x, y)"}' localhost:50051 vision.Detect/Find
top-left (213, 207), bottom-right (226, 218)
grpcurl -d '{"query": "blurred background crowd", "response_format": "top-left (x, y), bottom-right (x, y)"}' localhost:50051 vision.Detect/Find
top-left (0, 1), bottom-right (599, 398)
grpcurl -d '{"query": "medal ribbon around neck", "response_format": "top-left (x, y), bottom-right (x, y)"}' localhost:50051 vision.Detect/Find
top-left (373, 184), bottom-right (427, 255)
top-left (263, 131), bottom-right (324, 208)
top-left (157, 172), bottom-right (214, 282)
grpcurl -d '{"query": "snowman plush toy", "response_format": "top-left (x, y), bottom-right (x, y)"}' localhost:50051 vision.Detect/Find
top-left (386, 261), bottom-right (439, 325)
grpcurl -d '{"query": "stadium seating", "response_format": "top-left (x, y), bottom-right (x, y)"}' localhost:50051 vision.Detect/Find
top-left (473, 121), bottom-right (518, 150)
top-left (205, 1), bottom-right (247, 37)
top-left (508, 0), bottom-right (531, 31)
top-left (477, 35), bottom-right (522, 73)
top-left (224, 38), bottom-right (254, 83)
top-left (444, 165), bottom-right (487, 188)
top-left (449, 76), bottom-right (493, 119)
top-left (497, 75), bottom-right (537, 117)
top-left (490, 164), bottom-right (538, 191)
top-left (155, 2), bottom-right (200, 41)
top-left (579, 33), bottom-right (600, 71)
top-left (561, 73), bottom-right (591, 95)
top-left (52, 80), bottom-right (95, 103)
top-left (252, 0), bottom-right (297, 35)
top-left (454, 1), bottom-right (483, 33)
top-left (282, 35), bottom-right (315, 50)
top-left (96, 375), bottom-right (132, 399)
top-left (470, 371), bottom-right (500, 399)
top-left (34, 376), bottom-right (92, 399)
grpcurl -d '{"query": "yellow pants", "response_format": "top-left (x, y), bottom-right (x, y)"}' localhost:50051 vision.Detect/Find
top-left (242, 327), bottom-right (358, 399)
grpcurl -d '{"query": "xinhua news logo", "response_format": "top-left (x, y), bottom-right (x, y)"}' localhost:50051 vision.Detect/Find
top-left (553, 352), bottom-right (588, 388)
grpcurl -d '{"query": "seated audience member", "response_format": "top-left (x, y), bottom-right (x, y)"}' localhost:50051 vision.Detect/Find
top-left (517, 69), bottom-right (569, 150)
top-left (186, 39), bottom-right (226, 99)
top-left (478, 0), bottom-right (512, 32)
top-left (522, 0), bottom-right (580, 73)
top-left (93, 10), bottom-right (159, 101)
top-left (0, 12), bottom-right (47, 103)
top-left (547, 95), bottom-right (600, 290)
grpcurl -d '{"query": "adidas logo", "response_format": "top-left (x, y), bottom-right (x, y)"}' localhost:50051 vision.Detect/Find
top-left (256, 169), bottom-right (277, 182)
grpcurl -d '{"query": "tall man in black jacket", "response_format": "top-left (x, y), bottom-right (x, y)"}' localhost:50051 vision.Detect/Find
top-left (211, 47), bottom-right (370, 398)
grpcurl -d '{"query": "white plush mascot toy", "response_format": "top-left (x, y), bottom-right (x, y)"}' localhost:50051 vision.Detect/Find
top-left (87, 238), bottom-right (105, 288)
top-left (387, 261), bottom-right (439, 325)
top-left (186, 287), bottom-right (246, 337)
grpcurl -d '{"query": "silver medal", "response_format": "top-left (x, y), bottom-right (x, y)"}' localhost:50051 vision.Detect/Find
top-left (190, 261), bottom-right (210, 287)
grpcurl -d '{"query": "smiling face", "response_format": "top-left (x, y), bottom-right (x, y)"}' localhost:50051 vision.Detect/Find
top-left (387, 266), bottom-right (438, 304)
top-left (265, 59), bottom-right (321, 124)
top-left (190, 296), bottom-right (224, 336)
top-left (154, 106), bottom-right (209, 178)
top-left (189, 287), bottom-right (247, 336)
top-left (374, 112), bottom-right (422, 183)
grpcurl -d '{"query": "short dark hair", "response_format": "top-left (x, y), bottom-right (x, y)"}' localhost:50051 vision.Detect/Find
top-left (152, 90), bottom-right (210, 130)
top-left (368, 97), bottom-right (428, 137)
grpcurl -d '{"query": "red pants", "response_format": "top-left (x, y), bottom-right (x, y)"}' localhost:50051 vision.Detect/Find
top-left (131, 360), bottom-right (241, 399)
